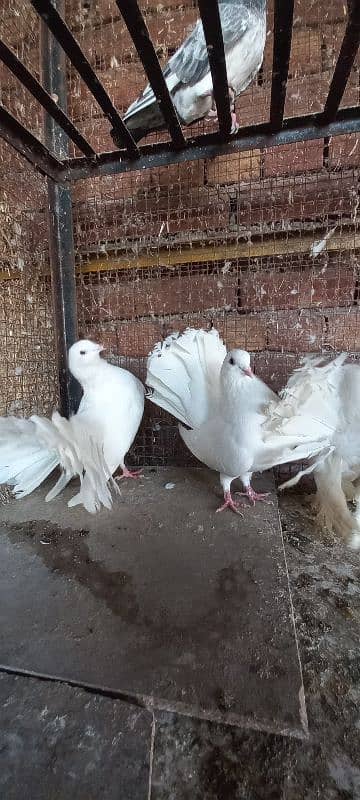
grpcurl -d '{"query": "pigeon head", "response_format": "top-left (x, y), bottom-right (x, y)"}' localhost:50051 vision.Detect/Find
top-left (223, 349), bottom-right (253, 378)
top-left (68, 339), bottom-right (104, 381)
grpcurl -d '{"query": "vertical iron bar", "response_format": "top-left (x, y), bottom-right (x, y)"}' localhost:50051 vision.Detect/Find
top-left (116, 0), bottom-right (185, 148)
top-left (321, 0), bottom-right (360, 124)
top-left (197, 0), bottom-right (233, 137)
top-left (270, 0), bottom-right (294, 131)
top-left (40, 0), bottom-right (81, 416)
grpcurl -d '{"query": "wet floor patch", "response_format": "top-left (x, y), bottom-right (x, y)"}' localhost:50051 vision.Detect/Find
top-left (0, 468), bottom-right (306, 735)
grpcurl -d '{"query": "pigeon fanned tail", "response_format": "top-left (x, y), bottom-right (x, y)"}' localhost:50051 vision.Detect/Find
top-left (0, 340), bottom-right (144, 513)
top-left (0, 411), bottom-right (117, 514)
top-left (266, 352), bottom-right (360, 546)
top-left (146, 328), bottom-right (227, 428)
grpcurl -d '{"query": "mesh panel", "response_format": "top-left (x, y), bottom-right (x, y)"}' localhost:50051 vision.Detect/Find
top-left (0, 0), bottom-right (44, 142)
top-left (0, 141), bottom-right (58, 416)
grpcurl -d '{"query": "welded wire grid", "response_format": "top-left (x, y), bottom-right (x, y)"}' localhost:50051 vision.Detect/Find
top-left (0, 0), bottom-right (359, 465)
top-left (0, 1), bottom-right (46, 142)
top-left (0, 140), bottom-right (58, 416)
top-left (0, 2), bottom-right (58, 417)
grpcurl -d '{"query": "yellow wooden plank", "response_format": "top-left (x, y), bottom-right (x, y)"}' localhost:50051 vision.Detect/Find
top-left (0, 231), bottom-right (357, 283)
top-left (77, 231), bottom-right (359, 275)
top-left (0, 269), bottom-right (22, 282)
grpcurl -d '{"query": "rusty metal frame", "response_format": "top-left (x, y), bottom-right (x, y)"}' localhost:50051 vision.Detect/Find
top-left (40, 0), bottom-right (82, 416)
top-left (0, 0), bottom-right (358, 182)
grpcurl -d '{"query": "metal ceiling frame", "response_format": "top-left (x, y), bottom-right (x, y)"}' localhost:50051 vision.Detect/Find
top-left (0, 0), bottom-right (359, 183)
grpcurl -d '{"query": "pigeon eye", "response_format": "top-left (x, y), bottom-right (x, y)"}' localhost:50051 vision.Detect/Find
top-left (229, 357), bottom-right (235, 366)
top-left (80, 350), bottom-right (86, 355)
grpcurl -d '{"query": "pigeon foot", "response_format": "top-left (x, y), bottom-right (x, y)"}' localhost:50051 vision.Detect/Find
top-left (236, 487), bottom-right (272, 506)
top-left (117, 467), bottom-right (143, 481)
top-left (216, 490), bottom-right (245, 515)
top-left (205, 86), bottom-right (239, 133)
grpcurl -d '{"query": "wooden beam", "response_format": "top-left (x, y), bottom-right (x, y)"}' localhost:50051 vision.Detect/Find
top-left (76, 230), bottom-right (359, 276)
top-left (0, 230), bottom-right (358, 283)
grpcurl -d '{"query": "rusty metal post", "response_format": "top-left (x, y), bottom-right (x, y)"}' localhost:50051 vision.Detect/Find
top-left (40, 0), bottom-right (81, 416)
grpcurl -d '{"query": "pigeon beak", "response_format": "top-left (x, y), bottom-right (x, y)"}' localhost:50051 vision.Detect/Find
top-left (243, 367), bottom-right (253, 378)
top-left (97, 345), bottom-right (105, 353)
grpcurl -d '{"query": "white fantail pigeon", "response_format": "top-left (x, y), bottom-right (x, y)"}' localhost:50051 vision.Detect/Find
top-left (146, 328), bottom-right (330, 515)
top-left (270, 353), bottom-right (360, 549)
top-left (0, 340), bottom-right (145, 513)
top-left (123, 0), bottom-right (267, 141)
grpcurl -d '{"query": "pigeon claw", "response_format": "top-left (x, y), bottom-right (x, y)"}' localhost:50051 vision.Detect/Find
top-left (216, 490), bottom-right (244, 516)
top-left (205, 108), bottom-right (218, 120)
top-left (236, 487), bottom-right (272, 506)
top-left (204, 87), bottom-right (239, 133)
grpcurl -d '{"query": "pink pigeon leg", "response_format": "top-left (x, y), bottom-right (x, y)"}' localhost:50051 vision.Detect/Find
top-left (204, 86), bottom-right (239, 133)
top-left (229, 86), bottom-right (239, 133)
top-left (230, 110), bottom-right (239, 133)
top-left (117, 466), bottom-right (143, 480)
top-left (216, 490), bottom-right (245, 515)
top-left (236, 486), bottom-right (272, 506)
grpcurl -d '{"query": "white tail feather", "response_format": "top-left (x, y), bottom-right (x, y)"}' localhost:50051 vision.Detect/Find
top-left (0, 411), bottom-right (118, 513)
top-left (313, 457), bottom-right (360, 543)
top-left (45, 471), bottom-right (71, 503)
top-left (0, 417), bottom-right (59, 497)
top-left (271, 354), bottom-right (360, 545)
top-left (146, 328), bottom-right (226, 428)
top-left (261, 353), bottom-right (348, 485)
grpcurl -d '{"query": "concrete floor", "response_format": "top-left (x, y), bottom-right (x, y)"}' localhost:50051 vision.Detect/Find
top-left (0, 469), bottom-right (359, 798)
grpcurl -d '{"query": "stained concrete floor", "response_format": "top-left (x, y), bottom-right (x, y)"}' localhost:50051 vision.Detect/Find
top-left (0, 470), bottom-right (359, 798)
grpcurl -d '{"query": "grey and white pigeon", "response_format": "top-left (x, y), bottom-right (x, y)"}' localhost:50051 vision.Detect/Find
top-left (0, 340), bottom-right (145, 513)
top-left (123, 0), bottom-right (267, 141)
top-left (146, 328), bottom-right (328, 514)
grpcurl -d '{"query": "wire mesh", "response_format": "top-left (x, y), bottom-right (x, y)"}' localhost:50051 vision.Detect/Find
top-left (0, 140), bottom-right (58, 416)
top-left (0, 0), bottom-right (45, 143)
top-left (0, 0), bottom-right (359, 467)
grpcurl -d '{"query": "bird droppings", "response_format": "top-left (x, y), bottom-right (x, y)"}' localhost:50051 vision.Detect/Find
top-left (164, 482), bottom-right (176, 489)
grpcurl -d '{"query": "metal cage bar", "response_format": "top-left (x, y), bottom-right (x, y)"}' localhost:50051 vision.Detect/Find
top-left (41, 6), bottom-right (82, 417)
top-left (0, 103), bottom-right (62, 180)
top-left (0, 0), bottom-right (359, 178)
top-left (197, 0), bottom-right (233, 136)
top-left (321, 0), bottom-right (360, 125)
top-left (29, 0), bottom-right (140, 157)
top-left (61, 107), bottom-right (360, 182)
top-left (270, 0), bottom-right (294, 131)
top-left (0, 39), bottom-right (95, 158)
top-left (116, 0), bottom-right (185, 148)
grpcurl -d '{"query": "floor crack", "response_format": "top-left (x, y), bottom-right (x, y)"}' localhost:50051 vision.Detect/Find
top-left (147, 711), bottom-right (156, 800)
